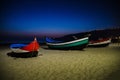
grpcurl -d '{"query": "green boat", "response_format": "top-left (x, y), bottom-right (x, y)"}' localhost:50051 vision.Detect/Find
top-left (46, 37), bottom-right (89, 50)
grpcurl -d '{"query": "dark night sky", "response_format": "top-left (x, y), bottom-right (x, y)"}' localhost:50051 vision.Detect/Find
top-left (0, 0), bottom-right (120, 42)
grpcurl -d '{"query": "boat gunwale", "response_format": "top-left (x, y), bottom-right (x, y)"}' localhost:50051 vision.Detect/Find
top-left (46, 37), bottom-right (89, 46)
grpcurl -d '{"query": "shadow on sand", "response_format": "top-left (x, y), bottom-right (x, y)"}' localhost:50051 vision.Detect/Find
top-left (7, 51), bottom-right (39, 58)
top-left (105, 46), bottom-right (120, 80)
top-left (105, 65), bottom-right (120, 80)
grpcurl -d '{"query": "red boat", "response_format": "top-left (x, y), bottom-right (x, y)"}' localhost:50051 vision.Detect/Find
top-left (10, 37), bottom-right (40, 57)
top-left (88, 38), bottom-right (111, 47)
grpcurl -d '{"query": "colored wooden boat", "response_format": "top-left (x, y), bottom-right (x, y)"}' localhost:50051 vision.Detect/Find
top-left (10, 37), bottom-right (40, 57)
top-left (46, 37), bottom-right (89, 50)
top-left (88, 38), bottom-right (111, 47)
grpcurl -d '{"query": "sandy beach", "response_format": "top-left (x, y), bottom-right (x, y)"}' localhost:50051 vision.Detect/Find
top-left (0, 44), bottom-right (120, 80)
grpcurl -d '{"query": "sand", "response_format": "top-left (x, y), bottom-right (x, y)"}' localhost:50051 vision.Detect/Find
top-left (0, 44), bottom-right (120, 80)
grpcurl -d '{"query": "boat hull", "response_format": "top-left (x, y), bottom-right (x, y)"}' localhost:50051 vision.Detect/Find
top-left (46, 37), bottom-right (89, 50)
top-left (48, 43), bottom-right (88, 50)
top-left (88, 43), bottom-right (110, 47)
top-left (88, 38), bottom-right (111, 47)
top-left (9, 37), bottom-right (40, 57)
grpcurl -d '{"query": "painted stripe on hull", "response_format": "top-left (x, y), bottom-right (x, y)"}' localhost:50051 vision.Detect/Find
top-left (89, 43), bottom-right (110, 47)
top-left (47, 37), bottom-right (88, 45)
top-left (88, 39), bottom-right (111, 46)
top-left (48, 39), bottom-right (88, 49)
top-left (49, 43), bottom-right (88, 50)
top-left (11, 48), bottom-right (39, 53)
top-left (11, 48), bottom-right (29, 53)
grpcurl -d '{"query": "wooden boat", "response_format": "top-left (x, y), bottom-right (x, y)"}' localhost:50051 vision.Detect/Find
top-left (88, 38), bottom-right (111, 47)
top-left (46, 37), bottom-right (89, 50)
top-left (10, 37), bottom-right (40, 57)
